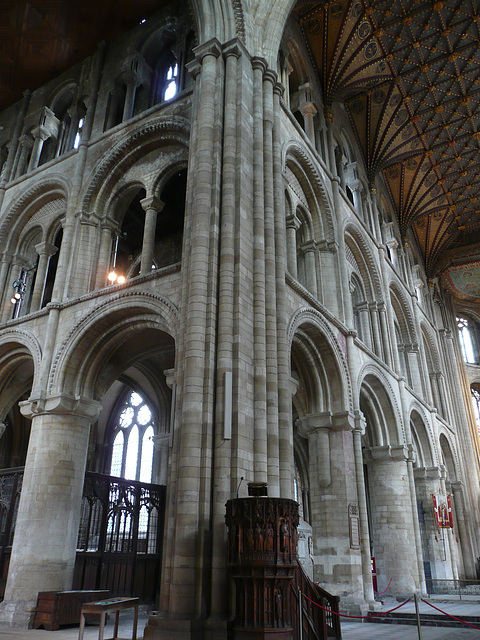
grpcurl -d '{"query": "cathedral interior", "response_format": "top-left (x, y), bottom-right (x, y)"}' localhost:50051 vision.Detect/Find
top-left (0, 1), bottom-right (480, 638)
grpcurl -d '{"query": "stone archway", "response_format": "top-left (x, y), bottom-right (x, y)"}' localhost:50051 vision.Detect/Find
top-left (360, 373), bottom-right (421, 596)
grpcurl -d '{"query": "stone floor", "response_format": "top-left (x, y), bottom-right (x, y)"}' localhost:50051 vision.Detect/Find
top-left (0, 597), bottom-right (478, 639)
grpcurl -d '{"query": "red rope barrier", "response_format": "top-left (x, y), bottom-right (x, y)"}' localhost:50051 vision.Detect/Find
top-left (421, 598), bottom-right (480, 630)
top-left (374, 577), bottom-right (393, 594)
top-left (302, 594), bottom-right (411, 619)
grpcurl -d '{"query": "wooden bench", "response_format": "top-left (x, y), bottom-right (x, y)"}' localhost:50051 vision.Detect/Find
top-left (33, 590), bottom-right (110, 630)
top-left (78, 596), bottom-right (139, 640)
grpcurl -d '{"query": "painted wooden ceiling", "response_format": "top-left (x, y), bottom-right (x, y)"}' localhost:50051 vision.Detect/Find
top-left (295, 0), bottom-right (480, 300)
top-left (0, 0), bottom-right (161, 113)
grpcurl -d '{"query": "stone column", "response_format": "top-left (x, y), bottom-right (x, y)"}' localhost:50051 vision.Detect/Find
top-left (28, 125), bottom-right (50, 172)
top-left (0, 395), bottom-right (101, 627)
top-left (414, 467), bottom-right (456, 580)
top-left (378, 302), bottom-right (393, 368)
top-left (357, 302), bottom-right (372, 350)
top-left (349, 179), bottom-right (364, 218)
top-left (14, 135), bottom-right (33, 179)
top-left (29, 242), bottom-right (58, 312)
top-left (364, 445), bottom-right (421, 595)
top-left (162, 38), bottom-right (222, 623)
top-left (285, 215), bottom-right (300, 278)
top-left (140, 196), bottom-right (164, 275)
top-left (152, 434), bottom-right (170, 486)
top-left (95, 221), bottom-right (118, 289)
top-left (302, 240), bottom-right (317, 298)
top-left (451, 481), bottom-right (476, 577)
top-left (122, 71), bottom-right (141, 122)
top-left (369, 303), bottom-right (383, 358)
top-left (299, 102), bottom-right (317, 146)
top-left (352, 419), bottom-right (375, 604)
top-left (298, 412), bottom-right (365, 605)
top-left (274, 80), bottom-right (294, 498)
top-left (0, 251), bottom-right (13, 312)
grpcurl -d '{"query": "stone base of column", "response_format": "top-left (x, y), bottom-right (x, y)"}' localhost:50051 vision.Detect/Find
top-left (0, 599), bottom-right (36, 628)
top-left (339, 600), bottom-right (379, 617)
top-left (143, 613), bottom-right (197, 640)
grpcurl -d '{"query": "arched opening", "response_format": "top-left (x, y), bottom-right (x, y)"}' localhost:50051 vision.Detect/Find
top-left (0, 341), bottom-right (35, 597)
top-left (62, 313), bottom-right (176, 603)
top-left (41, 227), bottom-right (63, 307)
top-left (290, 320), bottom-right (361, 597)
top-left (360, 374), bottom-right (419, 594)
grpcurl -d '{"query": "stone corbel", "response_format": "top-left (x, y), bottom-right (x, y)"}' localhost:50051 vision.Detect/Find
top-left (163, 368), bottom-right (175, 390)
top-left (364, 444), bottom-right (410, 463)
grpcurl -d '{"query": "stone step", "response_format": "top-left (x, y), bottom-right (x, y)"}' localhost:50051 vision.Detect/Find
top-left (366, 612), bottom-right (480, 628)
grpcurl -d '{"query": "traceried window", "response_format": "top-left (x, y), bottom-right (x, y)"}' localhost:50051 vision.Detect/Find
top-left (457, 317), bottom-right (475, 364)
top-left (110, 390), bottom-right (155, 482)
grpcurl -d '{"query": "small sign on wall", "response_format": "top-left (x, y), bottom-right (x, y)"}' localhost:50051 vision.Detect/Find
top-left (349, 503), bottom-right (361, 548)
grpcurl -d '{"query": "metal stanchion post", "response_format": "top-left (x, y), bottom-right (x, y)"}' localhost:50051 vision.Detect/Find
top-left (414, 593), bottom-right (423, 640)
top-left (299, 590), bottom-right (303, 640)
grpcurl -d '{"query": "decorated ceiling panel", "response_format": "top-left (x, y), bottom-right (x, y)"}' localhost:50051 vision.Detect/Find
top-left (295, 0), bottom-right (480, 298)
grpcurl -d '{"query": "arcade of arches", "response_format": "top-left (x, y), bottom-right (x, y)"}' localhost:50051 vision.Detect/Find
top-left (0, 1), bottom-right (480, 638)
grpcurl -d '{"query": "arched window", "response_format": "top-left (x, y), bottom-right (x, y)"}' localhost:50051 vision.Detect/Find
top-left (163, 62), bottom-right (178, 101)
top-left (457, 316), bottom-right (476, 364)
top-left (110, 389), bottom-right (155, 482)
top-left (471, 387), bottom-right (480, 436)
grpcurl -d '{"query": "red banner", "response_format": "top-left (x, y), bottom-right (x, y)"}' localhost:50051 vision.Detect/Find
top-left (432, 494), bottom-right (453, 529)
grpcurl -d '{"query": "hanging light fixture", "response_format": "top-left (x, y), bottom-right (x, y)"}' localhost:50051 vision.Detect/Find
top-left (108, 234), bottom-right (126, 285)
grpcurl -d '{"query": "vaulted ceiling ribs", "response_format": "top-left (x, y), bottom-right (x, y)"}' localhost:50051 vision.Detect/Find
top-left (296, 0), bottom-right (480, 279)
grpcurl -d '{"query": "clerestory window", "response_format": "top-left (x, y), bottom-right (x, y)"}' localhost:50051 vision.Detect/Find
top-left (457, 317), bottom-right (475, 364)
top-left (163, 63), bottom-right (178, 101)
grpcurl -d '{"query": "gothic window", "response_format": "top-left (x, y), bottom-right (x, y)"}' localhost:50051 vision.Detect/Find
top-left (457, 316), bottom-right (476, 364)
top-left (163, 62), bottom-right (178, 101)
top-left (110, 389), bottom-right (155, 483)
top-left (73, 117), bottom-right (84, 149)
top-left (471, 387), bottom-right (480, 436)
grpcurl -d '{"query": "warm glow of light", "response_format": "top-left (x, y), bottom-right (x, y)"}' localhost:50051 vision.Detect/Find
top-left (117, 275), bottom-right (126, 284)
top-left (108, 271), bottom-right (117, 282)
top-left (10, 297), bottom-right (16, 304)
top-left (14, 292), bottom-right (21, 300)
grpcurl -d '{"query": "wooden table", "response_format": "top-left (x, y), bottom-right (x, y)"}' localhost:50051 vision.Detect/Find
top-left (78, 597), bottom-right (139, 640)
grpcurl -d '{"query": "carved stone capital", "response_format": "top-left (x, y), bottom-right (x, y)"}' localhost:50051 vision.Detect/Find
top-left (20, 394), bottom-right (102, 421)
top-left (34, 241), bottom-right (58, 257)
top-left (140, 196), bottom-right (164, 213)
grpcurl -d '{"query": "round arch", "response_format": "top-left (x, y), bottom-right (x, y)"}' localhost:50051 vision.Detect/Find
top-left (283, 140), bottom-right (336, 242)
top-left (0, 176), bottom-right (70, 252)
top-left (48, 292), bottom-right (178, 400)
top-left (81, 115), bottom-right (190, 216)
top-left (358, 367), bottom-right (404, 445)
top-left (409, 408), bottom-right (435, 468)
top-left (288, 308), bottom-right (352, 415)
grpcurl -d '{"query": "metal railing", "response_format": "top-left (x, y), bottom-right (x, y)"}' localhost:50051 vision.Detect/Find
top-left (426, 578), bottom-right (480, 599)
top-left (291, 561), bottom-right (342, 639)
